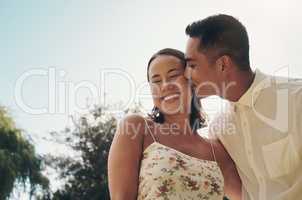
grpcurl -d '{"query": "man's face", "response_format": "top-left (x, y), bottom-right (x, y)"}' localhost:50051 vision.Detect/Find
top-left (184, 37), bottom-right (221, 98)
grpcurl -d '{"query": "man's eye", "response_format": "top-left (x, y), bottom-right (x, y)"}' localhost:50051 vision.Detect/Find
top-left (189, 64), bottom-right (196, 68)
top-left (186, 63), bottom-right (196, 69)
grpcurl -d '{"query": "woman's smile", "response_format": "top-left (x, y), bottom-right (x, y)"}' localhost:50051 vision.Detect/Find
top-left (161, 92), bottom-right (181, 103)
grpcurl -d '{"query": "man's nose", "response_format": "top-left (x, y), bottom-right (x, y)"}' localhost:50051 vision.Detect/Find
top-left (184, 67), bottom-right (192, 80)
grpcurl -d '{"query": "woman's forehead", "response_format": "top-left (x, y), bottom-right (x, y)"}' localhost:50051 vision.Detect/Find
top-left (149, 55), bottom-right (184, 76)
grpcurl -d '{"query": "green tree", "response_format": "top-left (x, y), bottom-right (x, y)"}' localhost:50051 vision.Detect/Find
top-left (44, 106), bottom-right (123, 200)
top-left (0, 106), bottom-right (49, 199)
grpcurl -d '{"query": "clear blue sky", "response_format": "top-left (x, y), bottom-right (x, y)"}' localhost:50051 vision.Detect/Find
top-left (1, 0), bottom-right (301, 154)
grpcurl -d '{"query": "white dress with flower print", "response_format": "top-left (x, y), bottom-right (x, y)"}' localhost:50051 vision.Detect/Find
top-left (137, 128), bottom-right (224, 200)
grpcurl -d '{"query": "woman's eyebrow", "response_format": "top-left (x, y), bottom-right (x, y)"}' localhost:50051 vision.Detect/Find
top-left (167, 68), bottom-right (180, 74)
top-left (151, 68), bottom-right (181, 80)
top-left (151, 74), bottom-right (160, 79)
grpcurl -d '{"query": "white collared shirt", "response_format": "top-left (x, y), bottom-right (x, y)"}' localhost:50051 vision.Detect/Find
top-left (209, 69), bottom-right (302, 200)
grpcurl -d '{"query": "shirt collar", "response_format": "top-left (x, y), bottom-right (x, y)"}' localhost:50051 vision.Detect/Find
top-left (231, 68), bottom-right (268, 107)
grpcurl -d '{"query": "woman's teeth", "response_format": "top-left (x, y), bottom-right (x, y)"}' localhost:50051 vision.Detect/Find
top-left (163, 94), bottom-right (180, 101)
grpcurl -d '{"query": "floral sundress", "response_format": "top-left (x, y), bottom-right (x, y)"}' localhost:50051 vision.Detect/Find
top-left (137, 123), bottom-right (224, 200)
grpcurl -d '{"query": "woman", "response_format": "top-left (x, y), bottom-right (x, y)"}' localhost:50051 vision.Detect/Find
top-left (108, 48), bottom-right (242, 200)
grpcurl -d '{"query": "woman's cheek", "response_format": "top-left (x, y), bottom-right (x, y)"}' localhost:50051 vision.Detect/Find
top-left (150, 87), bottom-right (160, 107)
top-left (152, 97), bottom-right (161, 108)
top-left (150, 82), bottom-right (160, 94)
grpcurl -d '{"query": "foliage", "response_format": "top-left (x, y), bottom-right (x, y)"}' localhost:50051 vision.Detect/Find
top-left (42, 106), bottom-right (123, 200)
top-left (0, 106), bottom-right (49, 200)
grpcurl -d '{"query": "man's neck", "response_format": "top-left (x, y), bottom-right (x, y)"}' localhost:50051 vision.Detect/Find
top-left (223, 69), bottom-right (255, 102)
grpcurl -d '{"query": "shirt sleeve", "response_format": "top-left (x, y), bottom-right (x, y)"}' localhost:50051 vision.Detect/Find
top-left (290, 79), bottom-right (302, 155)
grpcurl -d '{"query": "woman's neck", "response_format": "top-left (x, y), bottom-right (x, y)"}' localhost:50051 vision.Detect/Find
top-left (163, 113), bottom-right (193, 135)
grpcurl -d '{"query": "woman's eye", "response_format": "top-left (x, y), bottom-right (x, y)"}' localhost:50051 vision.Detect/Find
top-left (170, 72), bottom-right (182, 78)
top-left (170, 74), bottom-right (179, 78)
top-left (152, 80), bottom-right (161, 83)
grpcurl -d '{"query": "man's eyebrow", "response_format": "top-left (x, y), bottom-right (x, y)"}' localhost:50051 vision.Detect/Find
top-left (185, 57), bottom-right (195, 62)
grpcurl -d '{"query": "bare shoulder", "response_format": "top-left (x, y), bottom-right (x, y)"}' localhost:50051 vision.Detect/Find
top-left (109, 114), bottom-right (149, 159)
top-left (108, 114), bottom-right (148, 198)
top-left (206, 138), bottom-right (233, 164)
top-left (120, 114), bottom-right (155, 129)
top-left (116, 114), bottom-right (149, 141)
top-left (206, 138), bottom-right (223, 153)
top-left (120, 113), bottom-right (146, 125)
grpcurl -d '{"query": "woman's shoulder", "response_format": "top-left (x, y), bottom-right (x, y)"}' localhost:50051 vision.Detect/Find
top-left (120, 113), bottom-right (148, 125)
top-left (120, 113), bottom-right (156, 125)
top-left (205, 137), bottom-right (236, 168)
top-left (201, 136), bottom-right (228, 160)
top-left (118, 114), bottom-right (155, 136)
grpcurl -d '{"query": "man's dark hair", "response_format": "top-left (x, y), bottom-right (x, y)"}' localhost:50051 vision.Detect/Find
top-left (186, 14), bottom-right (250, 70)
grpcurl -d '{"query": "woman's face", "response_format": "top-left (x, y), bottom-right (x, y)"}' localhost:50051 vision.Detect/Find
top-left (148, 55), bottom-right (192, 115)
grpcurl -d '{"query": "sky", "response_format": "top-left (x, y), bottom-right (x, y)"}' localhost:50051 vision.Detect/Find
top-left (1, 0), bottom-right (301, 168)
top-left (1, 0), bottom-right (302, 198)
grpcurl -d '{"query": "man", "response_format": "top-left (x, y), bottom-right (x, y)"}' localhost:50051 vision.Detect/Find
top-left (184, 14), bottom-right (302, 200)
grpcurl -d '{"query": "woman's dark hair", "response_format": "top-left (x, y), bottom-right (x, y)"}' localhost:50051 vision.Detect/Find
top-left (147, 48), bottom-right (206, 132)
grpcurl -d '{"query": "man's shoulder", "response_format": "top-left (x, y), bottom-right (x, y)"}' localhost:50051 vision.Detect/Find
top-left (255, 73), bottom-right (302, 102)
top-left (271, 75), bottom-right (302, 92)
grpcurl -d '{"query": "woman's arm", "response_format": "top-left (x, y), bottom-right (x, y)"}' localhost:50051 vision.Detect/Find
top-left (108, 114), bottom-right (146, 200)
top-left (215, 139), bottom-right (242, 200)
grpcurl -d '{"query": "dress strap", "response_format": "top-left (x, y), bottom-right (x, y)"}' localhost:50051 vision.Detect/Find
top-left (144, 118), bottom-right (157, 142)
top-left (209, 139), bottom-right (218, 163)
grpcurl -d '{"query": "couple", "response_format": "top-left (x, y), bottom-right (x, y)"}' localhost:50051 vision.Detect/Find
top-left (108, 14), bottom-right (302, 200)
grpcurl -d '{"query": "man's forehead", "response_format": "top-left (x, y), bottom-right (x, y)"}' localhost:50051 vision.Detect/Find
top-left (187, 37), bottom-right (200, 48)
top-left (185, 53), bottom-right (196, 62)
top-left (186, 37), bottom-right (200, 56)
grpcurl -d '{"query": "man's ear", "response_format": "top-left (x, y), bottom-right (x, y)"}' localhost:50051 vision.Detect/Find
top-left (216, 55), bottom-right (232, 72)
